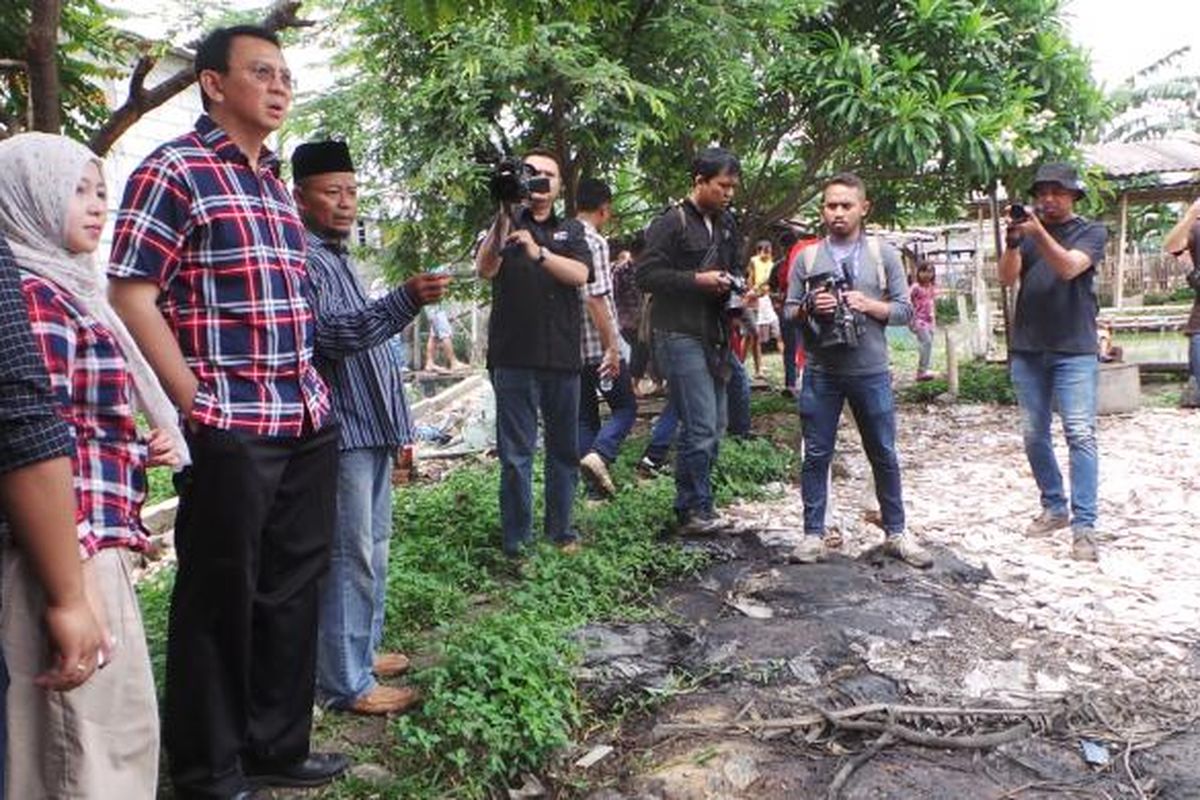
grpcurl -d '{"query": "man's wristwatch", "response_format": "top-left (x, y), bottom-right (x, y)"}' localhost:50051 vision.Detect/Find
top-left (536, 245), bottom-right (547, 265)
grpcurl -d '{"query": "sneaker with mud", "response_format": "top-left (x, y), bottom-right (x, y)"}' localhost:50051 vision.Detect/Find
top-left (677, 509), bottom-right (725, 536)
top-left (882, 533), bottom-right (933, 568)
top-left (789, 535), bottom-right (827, 563)
top-left (1025, 509), bottom-right (1070, 537)
top-left (1071, 528), bottom-right (1099, 562)
top-left (580, 451), bottom-right (615, 497)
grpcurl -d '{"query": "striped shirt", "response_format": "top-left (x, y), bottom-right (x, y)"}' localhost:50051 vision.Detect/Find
top-left (108, 114), bottom-right (330, 438)
top-left (304, 233), bottom-right (416, 451)
top-left (579, 218), bottom-right (619, 365)
top-left (0, 235), bottom-right (73, 478)
top-left (22, 273), bottom-right (151, 556)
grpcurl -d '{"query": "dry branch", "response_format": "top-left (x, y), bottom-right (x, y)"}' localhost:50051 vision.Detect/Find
top-left (89, 0), bottom-right (314, 155)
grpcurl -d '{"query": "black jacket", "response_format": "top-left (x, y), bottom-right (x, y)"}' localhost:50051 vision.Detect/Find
top-left (635, 200), bottom-right (741, 345)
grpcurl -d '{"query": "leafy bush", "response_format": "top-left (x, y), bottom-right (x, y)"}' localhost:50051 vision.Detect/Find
top-left (1143, 286), bottom-right (1195, 306)
top-left (898, 359), bottom-right (1016, 405)
top-left (935, 296), bottom-right (960, 325)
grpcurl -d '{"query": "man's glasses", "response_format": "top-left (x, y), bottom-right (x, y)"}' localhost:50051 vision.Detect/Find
top-left (245, 63), bottom-right (296, 90)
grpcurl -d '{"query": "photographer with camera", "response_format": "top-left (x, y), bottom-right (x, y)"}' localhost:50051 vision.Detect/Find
top-left (636, 147), bottom-right (743, 535)
top-left (475, 150), bottom-right (592, 557)
top-left (1163, 196), bottom-right (1200, 408)
top-left (784, 172), bottom-right (930, 568)
top-left (999, 162), bottom-right (1107, 562)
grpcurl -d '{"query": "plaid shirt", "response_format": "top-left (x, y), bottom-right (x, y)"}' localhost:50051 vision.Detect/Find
top-left (579, 218), bottom-right (619, 365)
top-left (21, 273), bottom-right (150, 556)
top-left (108, 115), bottom-right (330, 437)
top-left (0, 236), bottom-right (73, 478)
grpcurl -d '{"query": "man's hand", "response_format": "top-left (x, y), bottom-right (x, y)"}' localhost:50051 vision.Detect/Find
top-left (809, 288), bottom-right (837, 317)
top-left (1006, 207), bottom-right (1044, 247)
top-left (504, 229), bottom-right (541, 261)
top-left (599, 346), bottom-right (620, 381)
top-left (694, 270), bottom-right (732, 295)
top-left (36, 596), bottom-right (106, 691)
top-left (404, 273), bottom-right (452, 306)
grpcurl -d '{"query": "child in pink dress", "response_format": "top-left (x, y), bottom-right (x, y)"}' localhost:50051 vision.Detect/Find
top-left (910, 262), bottom-right (937, 381)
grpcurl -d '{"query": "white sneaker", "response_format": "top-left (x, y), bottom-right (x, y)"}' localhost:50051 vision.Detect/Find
top-left (789, 535), bottom-right (827, 564)
top-left (882, 533), bottom-right (933, 569)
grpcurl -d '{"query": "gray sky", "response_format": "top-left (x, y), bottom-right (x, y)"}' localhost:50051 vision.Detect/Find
top-left (1064, 0), bottom-right (1196, 88)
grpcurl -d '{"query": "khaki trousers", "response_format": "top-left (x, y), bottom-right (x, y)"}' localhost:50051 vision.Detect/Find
top-left (2, 546), bottom-right (158, 799)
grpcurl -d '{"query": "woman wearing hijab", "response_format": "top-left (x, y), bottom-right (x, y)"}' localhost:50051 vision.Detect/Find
top-left (0, 132), bottom-right (186, 799)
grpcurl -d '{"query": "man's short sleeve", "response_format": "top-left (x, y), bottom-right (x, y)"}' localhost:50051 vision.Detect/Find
top-left (1075, 220), bottom-right (1108, 270)
top-left (555, 219), bottom-right (594, 283)
top-left (108, 154), bottom-right (193, 289)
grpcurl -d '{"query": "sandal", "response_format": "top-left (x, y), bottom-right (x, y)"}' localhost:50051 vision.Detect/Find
top-left (822, 529), bottom-right (844, 550)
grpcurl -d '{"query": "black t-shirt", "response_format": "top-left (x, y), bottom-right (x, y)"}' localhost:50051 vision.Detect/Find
top-left (635, 200), bottom-right (742, 345)
top-left (486, 206), bottom-right (594, 371)
top-left (1012, 216), bottom-right (1107, 354)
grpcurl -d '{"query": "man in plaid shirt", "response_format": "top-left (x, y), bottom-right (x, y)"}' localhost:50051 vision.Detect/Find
top-left (107, 26), bottom-right (346, 799)
top-left (574, 178), bottom-right (637, 498)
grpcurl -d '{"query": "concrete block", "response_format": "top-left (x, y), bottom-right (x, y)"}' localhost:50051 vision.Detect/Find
top-left (1097, 361), bottom-right (1140, 415)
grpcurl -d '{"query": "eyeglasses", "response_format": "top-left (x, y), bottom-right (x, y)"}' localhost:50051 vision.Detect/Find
top-left (245, 63), bottom-right (296, 90)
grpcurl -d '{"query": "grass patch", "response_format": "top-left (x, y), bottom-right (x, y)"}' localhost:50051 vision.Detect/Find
top-left (135, 435), bottom-right (791, 799)
top-left (897, 359), bottom-right (1017, 405)
top-left (145, 466), bottom-right (176, 507)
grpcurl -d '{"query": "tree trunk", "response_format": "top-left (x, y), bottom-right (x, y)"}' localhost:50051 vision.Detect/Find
top-left (27, 0), bottom-right (63, 134)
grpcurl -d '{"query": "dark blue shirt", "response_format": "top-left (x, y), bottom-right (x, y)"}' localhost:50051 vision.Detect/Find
top-left (1012, 216), bottom-right (1107, 355)
top-left (304, 232), bottom-right (417, 451)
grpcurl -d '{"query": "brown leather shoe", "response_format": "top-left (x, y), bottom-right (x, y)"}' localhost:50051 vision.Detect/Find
top-left (348, 685), bottom-right (421, 716)
top-left (373, 652), bottom-right (411, 678)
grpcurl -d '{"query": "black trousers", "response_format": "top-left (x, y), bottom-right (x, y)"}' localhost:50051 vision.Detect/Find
top-left (165, 422), bottom-right (339, 798)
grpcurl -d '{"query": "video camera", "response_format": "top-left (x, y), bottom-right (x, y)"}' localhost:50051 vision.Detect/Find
top-left (721, 272), bottom-right (749, 313)
top-left (804, 265), bottom-right (866, 349)
top-left (490, 156), bottom-right (551, 205)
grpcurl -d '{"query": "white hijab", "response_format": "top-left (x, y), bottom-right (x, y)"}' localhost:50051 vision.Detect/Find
top-left (0, 132), bottom-right (189, 466)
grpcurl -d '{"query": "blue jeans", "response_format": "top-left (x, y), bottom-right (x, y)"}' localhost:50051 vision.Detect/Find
top-left (781, 317), bottom-right (799, 389)
top-left (1189, 333), bottom-right (1200, 387)
top-left (654, 332), bottom-right (728, 518)
top-left (799, 368), bottom-right (905, 535)
top-left (645, 350), bottom-right (745, 463)
top-left (491, 367), bottom-right (580, 554)
top-left (727, 352), bottom-right (751, 437)
top-left (1010, 351), bottom-right (1099, 529)
top-left (317, 446), bottom-right (393, 708)
top-left (579, 359), bottom-right (637, 462)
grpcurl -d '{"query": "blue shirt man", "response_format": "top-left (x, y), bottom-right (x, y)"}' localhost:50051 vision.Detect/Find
top-left (293, 140), bottom-right (450, 714)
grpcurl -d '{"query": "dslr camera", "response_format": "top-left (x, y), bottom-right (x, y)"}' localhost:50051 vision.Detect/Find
top-left (804, 268), bottom-right (865, 349)
top-left (722, 272), bottom-right (748, 312)
top-left (490, 156), bottom-right (551, 204)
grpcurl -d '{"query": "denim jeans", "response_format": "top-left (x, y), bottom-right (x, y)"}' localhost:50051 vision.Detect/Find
top-left (653, 332), bottom-right (728, 518)
top-left (1189, 333), bottom-right (1200, 388)
top-left (579, 359), bottom-right (637, 462)
top-left (492, 367), bottom-right (580, 555)
top-left (727, 352), bottom-right (751, 437)
top-left (780, 318), bottom-right (799, 389)
top-left (645, 400), bottom-right (678, 464)
top-left (799, 368), bottom-right (905, 535)
top-left (1010, 351), bottom-right (1099, 529)
top-left (317, 446), bottom-right (393, 708)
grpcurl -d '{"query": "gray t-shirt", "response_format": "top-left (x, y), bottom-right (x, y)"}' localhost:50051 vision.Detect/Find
top-left (785, 236), bottom-right (912, 376)
top-left (1011, 216), bottom-right (1107, 354)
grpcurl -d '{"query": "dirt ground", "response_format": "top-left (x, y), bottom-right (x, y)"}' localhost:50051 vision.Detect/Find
top-left (557, 403), bottom-right (1200, 799)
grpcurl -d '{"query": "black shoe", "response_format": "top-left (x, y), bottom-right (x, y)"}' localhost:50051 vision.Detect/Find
top-left (246, 752), bottom-right (350, 789)
top-left (637, 454), bottom-right (667, 477)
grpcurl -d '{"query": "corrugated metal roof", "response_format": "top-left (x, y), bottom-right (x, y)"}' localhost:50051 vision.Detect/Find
top-left (1083, 138), bottom-right (1200, 178)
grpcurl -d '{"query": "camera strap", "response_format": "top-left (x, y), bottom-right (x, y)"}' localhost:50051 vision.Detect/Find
top-left (802, 236), bottom-right (886, 292)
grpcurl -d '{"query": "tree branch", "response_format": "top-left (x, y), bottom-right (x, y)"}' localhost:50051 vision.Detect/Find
top-left (89, 0), bottom-right (315, 156)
